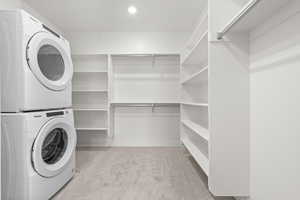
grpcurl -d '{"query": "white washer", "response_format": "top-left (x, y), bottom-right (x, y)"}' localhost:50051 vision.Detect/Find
top-left (0, 10), bottom-right (73, 112)
top-left (1, 109), bottom-right (77, 200)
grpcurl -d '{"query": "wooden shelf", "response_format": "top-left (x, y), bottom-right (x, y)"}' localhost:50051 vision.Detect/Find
top-left (181, 66), bottom-right (208, 85)
top-left (181, 137), bottom-right (209, 175)
top-left (217, 0), bottom-right (290, 39)
top-left (181, 102), bottom-right (208, 107)
top-left (181, 120), bottom-right (209, 141)
top-left (181, 31), bottom-right (208, 65)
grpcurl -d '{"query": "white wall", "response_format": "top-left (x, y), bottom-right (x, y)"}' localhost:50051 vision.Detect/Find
top-left (0, 0), bottom-right (21, 9)
top-left (21, 1), bottom-right (64, 35)
top-left (66, 31), bottom-right (189, 54)
top-left (249, 1), bottom-right (300, 200)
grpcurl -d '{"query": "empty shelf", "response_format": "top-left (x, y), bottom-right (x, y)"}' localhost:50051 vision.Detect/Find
top-left (181, 137), bottom-right (209, 175)
top-left (181, 66), bottom-right (208, 85)
top-left (181, 120), bottom-right (209, 141)
top-left (181, 31), bottom-right (208, 65)
top-left (111, 102), bottom-right (180, 107)
top-left (181, 102), bottom-right (208, 107)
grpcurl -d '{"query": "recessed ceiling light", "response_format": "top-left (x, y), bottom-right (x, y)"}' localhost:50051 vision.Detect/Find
top-left (128, 6), bottom-right (137, 15)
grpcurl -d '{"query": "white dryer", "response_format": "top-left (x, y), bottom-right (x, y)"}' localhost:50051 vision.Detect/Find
top-left (0, 10), bottom-right (73, 112)
top-left (1, 109), bottom-right (77, 200)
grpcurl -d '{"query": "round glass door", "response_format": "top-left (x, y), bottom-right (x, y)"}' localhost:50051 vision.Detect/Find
top-left (32, 119), bottom-right (76, 178)
top-left (37, 45), bottom-right (65, 82)
top-left (27, 31), bottom-right (73, 91)
top-left (42, 128), bottom-right (68, 165)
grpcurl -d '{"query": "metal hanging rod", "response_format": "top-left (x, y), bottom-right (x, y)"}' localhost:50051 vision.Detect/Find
top-left (112, 103), bottom-right (179, 112)
top-left (217, 0), bottom-right (261, 40)
top-left (112, 103), bottom-right (179, 107)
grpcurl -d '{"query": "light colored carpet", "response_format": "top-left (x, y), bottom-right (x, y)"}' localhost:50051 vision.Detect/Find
top-left (52, 147), bottom-right (234, 200)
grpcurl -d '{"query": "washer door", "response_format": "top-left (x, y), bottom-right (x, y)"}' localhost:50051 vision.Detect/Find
top-left (32, 118), bottom-right (76, 178)
top-left (26, 31), bottom-right (73, 91)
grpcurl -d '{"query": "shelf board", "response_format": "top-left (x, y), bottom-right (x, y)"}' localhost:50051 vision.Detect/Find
top-left (217, 0), bottom-right (290, 39)
top-left (181, 66), bottom-right (208, 85)
top-left (74, 71), bottom-right (108, 73)
top-left (114, 74), bottom-right (179, 80)
top-left (76, 128), bottom-right (108, 131)
top-left (181, 120), bottom-right (209, 141)
top-left (111, 101), bottom-right (180, 105)
top-left (181, 31), bottom-right (208, 65)
top-left (73, 89), bottom-right (108, 93)
top-left (181, 102), bottom-right (208, 107)
top-left (74, 108), bottom-right (108, 112)
top-left (181, 137), bottom-right (209, 175)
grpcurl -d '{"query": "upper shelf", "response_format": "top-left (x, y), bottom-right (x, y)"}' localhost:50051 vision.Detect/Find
top-left (181, 31), bottom-right (208, 65)
top-left (217, 0), bottom-right (290, 39)
top-left (181, 66), bottom-right (208, 85)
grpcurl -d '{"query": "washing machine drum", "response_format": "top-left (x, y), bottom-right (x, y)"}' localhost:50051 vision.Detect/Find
top-left (32, 118), bottom-right (76, 178)
top-left (26, 31), bottom-right (73, 91)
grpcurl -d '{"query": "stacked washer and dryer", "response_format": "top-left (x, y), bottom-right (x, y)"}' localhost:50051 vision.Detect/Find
top-left (0, 10), bottom-right (77, 200)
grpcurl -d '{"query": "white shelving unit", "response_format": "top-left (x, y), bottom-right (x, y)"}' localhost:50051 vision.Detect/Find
top-left (181, 136), bottom-right (209, 175)
top-left (109, 54), bottom-right (181, 146)
top-left (181, 119), bottom-right (209, 141)
top-left (111, 54), bottom-right (180, 104)
top-left (181, 0), bottom-right (250, 196)
top-left (72, 54), bottom-right (111, 146)
top-left (180, 3), bottom-right (210, 178)
top-left (208, 0), bottom-right (251, 196)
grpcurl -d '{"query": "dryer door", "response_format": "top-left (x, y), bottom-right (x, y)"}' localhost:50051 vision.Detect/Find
top-left (32, 118), bottom-right (76, 178)
top-left (26, 31), bottom-right (73, 91)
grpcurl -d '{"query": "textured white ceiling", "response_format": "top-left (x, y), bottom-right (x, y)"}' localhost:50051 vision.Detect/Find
top-left (23, 0), bottom-right (206, 32)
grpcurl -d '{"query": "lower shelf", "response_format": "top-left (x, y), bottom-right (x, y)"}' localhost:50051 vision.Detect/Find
top-left (181, 102), bottom-right (209, 107)
top-left (181, 120), bottom-right (209, 141)
top-left (181, 137), bottom-right (209, 176)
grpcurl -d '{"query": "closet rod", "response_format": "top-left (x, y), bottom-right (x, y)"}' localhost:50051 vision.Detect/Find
top-left (112, 103), bottom-right (179, 107)
top-left (217, 0), bottom-right (261, 40)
